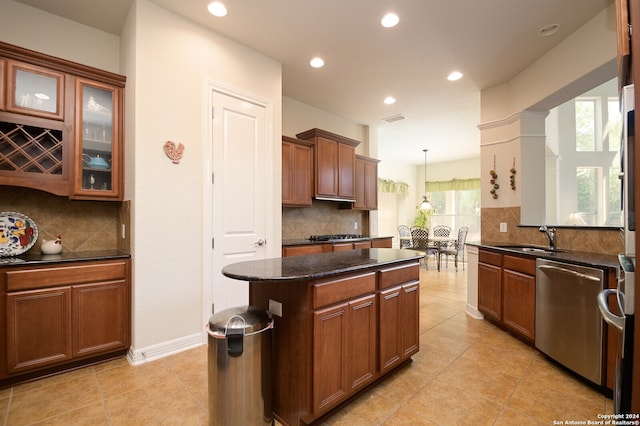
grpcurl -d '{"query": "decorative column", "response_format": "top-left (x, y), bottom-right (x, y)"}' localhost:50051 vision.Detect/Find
top-left (477, 110), bottom-right (548, 240)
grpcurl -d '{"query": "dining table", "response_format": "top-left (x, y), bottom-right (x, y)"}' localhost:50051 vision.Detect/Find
top-left (429, 235), bottom-right (456, 271)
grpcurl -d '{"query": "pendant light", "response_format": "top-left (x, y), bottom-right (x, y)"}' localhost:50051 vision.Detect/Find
top-left (420, 148), bottom-right (432, 210)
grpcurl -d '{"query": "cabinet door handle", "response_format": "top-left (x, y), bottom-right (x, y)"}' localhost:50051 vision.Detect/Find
top-left (255, 238), bottom-right (266, 246)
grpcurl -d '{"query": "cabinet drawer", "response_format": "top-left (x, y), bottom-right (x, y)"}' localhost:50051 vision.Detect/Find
top-left (313, 272), bottom-right (376, 309)
top-left (503, 255), bottom-right (536, 275)
top-left (379, 262), bottom-right (419, 289)
top-left (282, 244), bottom-right (325, 257)
top-left (332, 243), bottom-right (354, 252)
top-left (353, 241), bottom-right (372, 249)
top-left (371, 238), bottom-right (392, 248)
top-left (479, 250), bottom-right (502, 267)
top-left (5, 261), bottom-right (127, 291)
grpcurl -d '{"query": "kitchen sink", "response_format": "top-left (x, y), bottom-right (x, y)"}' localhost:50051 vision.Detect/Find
top-left (495, 245), bottom-right (565, 254)
top-left (521, 247), bottom-right (555, 253)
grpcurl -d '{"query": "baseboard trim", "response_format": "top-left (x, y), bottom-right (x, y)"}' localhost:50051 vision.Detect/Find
top-left (465, 304), bottom-right (484, 319)
top-left (127, 332), bottom-right (206, 366)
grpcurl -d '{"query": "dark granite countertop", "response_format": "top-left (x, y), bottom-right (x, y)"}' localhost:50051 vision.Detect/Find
top-left (223, 248), bottom-right (423, 282)
top-left (282, 236), bottom-right (394, 246)
top-left (467, 241), bottom-right (619, 270)
top-left (0, 250), bottom-right (131, 267)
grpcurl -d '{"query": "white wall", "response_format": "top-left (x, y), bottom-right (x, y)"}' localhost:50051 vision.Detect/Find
top-left (0, 1), bottom-right (120, 74)
top-left (123, 0), bottom-right (282, 353)
top-left (283, 96), bottom-right (368, 154)
top-left (420, 157), bottom-right (480, 182)
top-left (481, 4), bottom-right (617, 123)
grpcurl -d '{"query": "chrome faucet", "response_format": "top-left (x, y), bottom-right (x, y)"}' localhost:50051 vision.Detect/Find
top-left (539, 225), bottom-right (557, 251)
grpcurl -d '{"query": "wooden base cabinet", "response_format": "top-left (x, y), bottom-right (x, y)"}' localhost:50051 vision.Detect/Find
top-left (478, 249), bottom-right (502, 322)
top-left (248, 259), bottom-right (419, 425)
top-left (313, 294), bottom-right (376, 414)
top-left (6, 287), bottom-right (72, 373)
top-left (282, 239), bottom-right (392, 257)
top-left (501, 255), bottom-right (536, 342)
top-left (379, 282), bottom-right (419, 373)
top-left (477, 249), bottom-right (536, 343)
top-left (73, 280), bottom-right (129, 357)
top-left (1, 258), bottom-right (131, 383)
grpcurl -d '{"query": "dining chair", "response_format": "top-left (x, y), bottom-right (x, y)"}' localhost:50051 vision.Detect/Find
top-left (431, 225), bottom-right (452, 239)
top-left (441, 226), bottom-right (469, 271)
top-left (397, 225), bottom-right (413, 248)
top-left (430, 225), bottom-right (453, 266)
top-left (410, 226), bottom-right (437, 269)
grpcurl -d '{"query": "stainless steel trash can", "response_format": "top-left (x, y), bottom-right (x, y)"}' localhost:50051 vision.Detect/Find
top-left (207, 306), bottom-right (273, 426)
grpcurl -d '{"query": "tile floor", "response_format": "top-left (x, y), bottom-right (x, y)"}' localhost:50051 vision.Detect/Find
top-left (0, 263), bottom-right (613, 425)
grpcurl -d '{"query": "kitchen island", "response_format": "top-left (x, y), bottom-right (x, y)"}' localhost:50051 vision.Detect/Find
top-left (222, 248), bottom-right (423, 426)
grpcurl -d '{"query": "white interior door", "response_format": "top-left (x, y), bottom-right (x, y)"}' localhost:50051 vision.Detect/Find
top-left (210, 88), bottom-right (268, 313)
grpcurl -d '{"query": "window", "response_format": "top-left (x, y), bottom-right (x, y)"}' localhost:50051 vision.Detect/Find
top-left (608, 99), bottom-right (622, 153)
top-left (545, 77), bottom-right (621, 227)
top-left (575, 99), bottom-right (596, 151)
top-left (428, 187), bottom-right (480, 242)
top-left (576, 167), bottom-right (597, 225)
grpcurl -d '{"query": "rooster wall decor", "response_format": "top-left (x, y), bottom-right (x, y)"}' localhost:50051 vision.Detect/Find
top-left (163, 141), bottom-right (185, 164)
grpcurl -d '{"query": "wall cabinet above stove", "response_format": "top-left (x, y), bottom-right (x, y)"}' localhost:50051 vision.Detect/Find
top-left (296, 128), bottom-right (360, 202)
top-left (0, 42), bottom-right (125, 201)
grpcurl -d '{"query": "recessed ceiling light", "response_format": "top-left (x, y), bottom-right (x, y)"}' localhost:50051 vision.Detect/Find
top-left (384, 96), bottom-right (396, 105)
top-left (310, 57), bottom-right (325, 68)
top-left (447, 71), bottom-right (463, 81)
top-left (538, 23), bottom-right (559, 37)
top-left (207, 2), bottom-right (227, 17)
top-left (381, 13), bottom-right (399, 28)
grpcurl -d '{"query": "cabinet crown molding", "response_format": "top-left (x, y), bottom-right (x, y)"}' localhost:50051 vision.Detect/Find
top-left (296, 128), bottom-right (361, 147)
top-left (0, 41), bottom-right (126, 87)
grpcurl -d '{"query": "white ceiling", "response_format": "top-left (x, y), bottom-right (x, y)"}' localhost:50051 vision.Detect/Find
top-left (15, 0), bottom-right (613, 165)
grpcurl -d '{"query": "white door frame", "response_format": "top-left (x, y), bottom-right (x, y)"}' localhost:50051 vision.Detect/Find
top-left (201, 80), bottom-right (276, 339)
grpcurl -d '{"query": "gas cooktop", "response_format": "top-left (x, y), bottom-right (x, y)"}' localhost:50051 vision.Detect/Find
top-left (308, 234), bottom-right (364, 242)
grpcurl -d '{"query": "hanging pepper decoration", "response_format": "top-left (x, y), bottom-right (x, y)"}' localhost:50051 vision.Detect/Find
top-left (489, 154), bottom-right (499, 199)
top-left (510, 157), bottom-right (516, 191)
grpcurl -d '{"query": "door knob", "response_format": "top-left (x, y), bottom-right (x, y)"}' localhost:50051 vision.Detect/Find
top-left (255, 238), bottom-right (266, 246)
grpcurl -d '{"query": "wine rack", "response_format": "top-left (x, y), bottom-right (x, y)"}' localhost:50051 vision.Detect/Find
top-left (0, 121), bottom-right (63, 175)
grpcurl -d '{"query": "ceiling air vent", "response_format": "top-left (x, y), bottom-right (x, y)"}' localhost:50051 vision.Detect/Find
top-left (382, 114), bottom-right (407, 123)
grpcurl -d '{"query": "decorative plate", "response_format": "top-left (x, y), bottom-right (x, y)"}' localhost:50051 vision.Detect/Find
top-left (0, 212), bottom-right (39, 257)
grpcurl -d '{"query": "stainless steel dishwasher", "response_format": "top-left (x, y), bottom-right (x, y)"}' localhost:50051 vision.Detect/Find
top-left (535, 258), bottom-right (605, 385)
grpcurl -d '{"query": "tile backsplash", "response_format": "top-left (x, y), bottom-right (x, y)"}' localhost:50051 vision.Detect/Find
top-left (2, 187), bottom-right (124, 254)
top-left (481, 206), bottom-right (623, 255)
top-left (283, 199), bottom-right (368, 239)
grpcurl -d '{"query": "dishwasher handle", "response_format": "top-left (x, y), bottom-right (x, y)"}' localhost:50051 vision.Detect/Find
top-left (597, 289), bottom-right (625, 332)
top-left (537, 264), bottom-right (602, 282)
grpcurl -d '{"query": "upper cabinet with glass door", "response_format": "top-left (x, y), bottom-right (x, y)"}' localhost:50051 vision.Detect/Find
top-left (73, 78), bottom-right (123, 200)
top-left (6, 60), bottom-right (64, 120)
top-left (0, 59), bottom-right (5, 111)
top-left (0, 42), bottom-right (125, 201)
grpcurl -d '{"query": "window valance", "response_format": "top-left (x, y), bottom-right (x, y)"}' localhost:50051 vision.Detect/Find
top-left (378, 178), bottom-right (409, 196)
top-left (426, 178), bottom-right (480, 192)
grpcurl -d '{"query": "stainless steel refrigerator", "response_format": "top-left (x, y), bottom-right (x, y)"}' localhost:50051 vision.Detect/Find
top-left (598, 83), bottom-right (636, 414)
